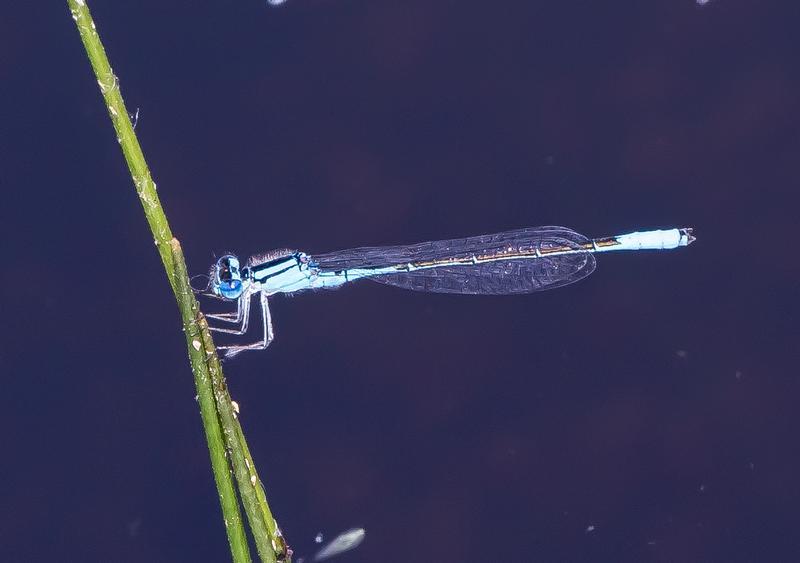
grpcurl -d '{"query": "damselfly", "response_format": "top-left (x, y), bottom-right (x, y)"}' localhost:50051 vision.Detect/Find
top-left (199, 226), bottom-right (694, 356)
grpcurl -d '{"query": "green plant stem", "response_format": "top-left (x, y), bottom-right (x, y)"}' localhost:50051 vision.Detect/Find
top-left (169, 241), bottom-right (252, 563)
top-left (68, 2), bottom-right (288, 561)
top-left (67, 0), bottom-right (175, 284)
top-left (197, 325), bottom-right (286, 563)
top-left (235, 424), bottom-right (288, 553)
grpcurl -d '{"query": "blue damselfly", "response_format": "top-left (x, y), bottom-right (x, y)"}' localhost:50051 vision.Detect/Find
top-left (199, 226), bottom-right (694, 356)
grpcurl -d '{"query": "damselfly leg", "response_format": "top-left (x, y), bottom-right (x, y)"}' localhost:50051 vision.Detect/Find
top-left (207, 293), bottom-right (252, 336)
top-left (206, 292), bottom-right (248, 325)
top-left (213, 292), bottom-right (274, 357)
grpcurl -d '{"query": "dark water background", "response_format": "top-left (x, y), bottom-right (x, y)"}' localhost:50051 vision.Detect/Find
top-left (2, 1), bottom-right (799, 561)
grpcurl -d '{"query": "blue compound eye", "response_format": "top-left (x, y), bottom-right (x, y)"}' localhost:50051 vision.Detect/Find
top-left (214, 255), bottom-right (244, 299)
top-left (219, 279), bottom-right (243, 299)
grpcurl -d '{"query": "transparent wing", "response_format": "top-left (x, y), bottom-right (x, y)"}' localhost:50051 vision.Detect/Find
top-left (311, 226), bottom-right (597, 295)
top-left (367, 253), bottom-right (594, 294)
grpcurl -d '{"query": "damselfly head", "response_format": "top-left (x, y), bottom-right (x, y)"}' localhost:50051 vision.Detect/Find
top-left (210, 254), bottom-right (245, 300)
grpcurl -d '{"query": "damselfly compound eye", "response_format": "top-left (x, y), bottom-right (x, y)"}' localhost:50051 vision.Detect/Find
top-left (214, 255), bottom-right (244, 299)
top-left (218, 278), bottom-right (243, 299)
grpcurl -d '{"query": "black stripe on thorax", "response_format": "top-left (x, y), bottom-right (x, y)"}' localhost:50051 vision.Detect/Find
top-left (249, 253), bottom-right (302, 282)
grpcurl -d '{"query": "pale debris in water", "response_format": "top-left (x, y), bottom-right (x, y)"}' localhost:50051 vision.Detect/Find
top-left (586, 524), bottom-right (595, 533)
top-left (314, 532), bottom-right (323, 544)
top-left (313, 528), bottom-right (365, 561)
